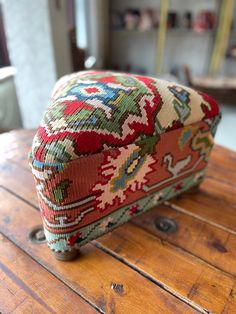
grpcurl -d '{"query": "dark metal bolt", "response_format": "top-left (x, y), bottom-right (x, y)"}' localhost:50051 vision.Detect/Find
top-left (154, 216), bottom-right (178, 234)
top-left (28, 225), bottom-right (46, 244)
top-left (35, 229), bottom-right (45, 241)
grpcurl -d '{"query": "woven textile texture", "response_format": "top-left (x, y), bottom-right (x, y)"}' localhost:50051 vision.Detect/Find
top-left (29, 71), bottom-right (221, 252)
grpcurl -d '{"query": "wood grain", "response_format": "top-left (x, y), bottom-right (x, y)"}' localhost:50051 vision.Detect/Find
top-left (207, 145), bottom-right (236, 184)
top-left (0, 159), bottom-right (38, 207)
top-left (97, 222), bottom-right (236, 314)
top-left (170, 178), bottom-right (236, 233)
top-left (0, 234), bottom-right (96, 314)
top-left (133, 203), bottom-right (236, 277)
top-left (1, 129), bottom-right (236, 313)
top-left (0, 129), bottom-right (34, 169)
top-left (0, 187), bottom-right (196, 314)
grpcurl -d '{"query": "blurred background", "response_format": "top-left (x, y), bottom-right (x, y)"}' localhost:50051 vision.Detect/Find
top-left (0, 0), bottom-right (235, 150)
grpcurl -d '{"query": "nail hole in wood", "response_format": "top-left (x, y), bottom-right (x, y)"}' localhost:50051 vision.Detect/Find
top-left (111, 282), bottom-right (124, 295)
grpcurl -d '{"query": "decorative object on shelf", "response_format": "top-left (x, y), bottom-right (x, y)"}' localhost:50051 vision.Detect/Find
top-left (29, 70), bottom-right (221, 260)
top-left (111, 7), bottom-right (217, 33)
top-left (110, 11), bottom-right (124, 29)
top-left (124, 9), bottom-right (140, 30)
top-left (152, 8), bottom-right (160, 28)
top-left (111, 8), bottom-right (159, 31)
top-left (138, 8), bottom-right (154, 31)
top-left (227, 44), bottom-right (236, 59)
top-left (194, 10), bottom-right (217, 33)
top-left (167, 11), bottom-right (180, 29)
top-left (182, 11), bottom-right (193, 29)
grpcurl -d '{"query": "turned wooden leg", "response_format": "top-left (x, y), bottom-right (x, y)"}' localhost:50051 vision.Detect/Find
top-left (186, 183), bottom-right (201, 195)
top-left (52, 248), bottom-right (79, 261)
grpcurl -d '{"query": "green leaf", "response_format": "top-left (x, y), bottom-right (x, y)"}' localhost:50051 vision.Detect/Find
top-left (136, 134), bottom-right (159, 156)
top-left (53, 180), bottom-right (71, 203)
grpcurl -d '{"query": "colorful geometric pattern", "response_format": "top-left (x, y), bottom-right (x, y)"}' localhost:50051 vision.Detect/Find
top-left (31, 71), bottom-right (219, 163)
top-left (91, 145), bottom-right (156, 212)
top-left (29, 71), bottom-right (221, 253)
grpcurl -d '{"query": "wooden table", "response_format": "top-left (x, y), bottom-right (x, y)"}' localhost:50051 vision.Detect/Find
top-left (193, 76), bottom-right (236, 89)
top-left (183, 65), bottom-right (236, 105)
top-left (192, 76), bottom-right (236, 105)
top-left (0, 129), bottom-right (236, 314)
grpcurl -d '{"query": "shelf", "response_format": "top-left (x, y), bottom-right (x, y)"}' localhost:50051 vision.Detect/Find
top-left (168, 29), bottom-right (214, 35)
top-left (111, 29), bottom-right (156, 34)
top-left (111, 28), bottom-right (215, 36)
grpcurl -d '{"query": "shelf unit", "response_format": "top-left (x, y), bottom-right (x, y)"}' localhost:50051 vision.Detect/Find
top-left (108, 0), bottom-right (236, 77)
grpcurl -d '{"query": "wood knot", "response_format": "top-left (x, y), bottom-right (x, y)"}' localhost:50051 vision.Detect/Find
top-left (210, 240), bottom-right (228, 253)
top-left (111, 282), bottom-right (124, 295)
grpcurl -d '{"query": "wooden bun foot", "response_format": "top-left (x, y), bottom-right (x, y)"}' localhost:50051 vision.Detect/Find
top-left (186, 184), bottom-right (201, 195)
top-left (52, 248), bottom-right (79, 261)
top-left (170, 183), bottom-right (201, 201)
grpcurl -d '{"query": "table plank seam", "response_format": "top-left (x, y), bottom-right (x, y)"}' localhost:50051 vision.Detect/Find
top-left (0, 229), bottom-right (103, 314)
top-left (0, 258), bottom-right (58, 314)
top-left (2, 182), bottom-right (236, 281)
top-left (206, 174), bottom-right (236, 189)
top-left (1, 132), bottom-right (235, 313)
top-left (93, 241), bottom-right (210, 314)
top-left (130, 219), bottom-right (236, 280)
top-left (164, 201), bottom-right (236, 236)
top-left (105, 221), bottom-right (236, 281)
top-left (3, 180), bottom-right (236, 280)
top-left (0, 184), bottom-right (39, 211)
top-left (0, 185), bottom-right (214, 313)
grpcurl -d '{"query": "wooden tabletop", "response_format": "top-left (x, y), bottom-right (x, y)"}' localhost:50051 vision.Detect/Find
top-left (0, 129), bottom-right (236, 314)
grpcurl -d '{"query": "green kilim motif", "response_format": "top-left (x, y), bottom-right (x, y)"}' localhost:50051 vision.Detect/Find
top-left (53, 180), bottom-right (71, 203)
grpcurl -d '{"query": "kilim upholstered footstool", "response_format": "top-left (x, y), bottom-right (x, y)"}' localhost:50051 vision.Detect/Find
top-left (29, 71), bottom-right (221, 261)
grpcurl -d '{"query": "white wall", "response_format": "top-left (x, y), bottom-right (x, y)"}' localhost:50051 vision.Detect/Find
top-left (48, 0), bottom-right (72, 79)
top-left (75, 0), bottom-right (109, 68)
top-left (1, 0), bottom-right (57, 128)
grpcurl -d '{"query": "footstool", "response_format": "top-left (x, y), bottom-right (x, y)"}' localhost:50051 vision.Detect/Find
top-left (29, 71), bottom-right (221, 260)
